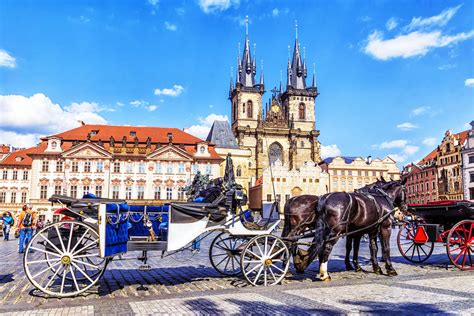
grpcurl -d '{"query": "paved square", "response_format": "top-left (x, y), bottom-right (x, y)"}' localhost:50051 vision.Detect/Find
top-left (130, 293), bottom-right (286, 315)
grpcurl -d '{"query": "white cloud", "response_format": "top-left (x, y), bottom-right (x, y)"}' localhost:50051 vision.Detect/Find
top-left (386, 17), bottom-right (398, 31)
top-left (272, 8), bottom-right (279, 17)
top-left (406, 5), bottom-right (462, 31)
top-left (0, 49), bottom-right (16, 68)
top-left (411, 106), bottom-right (430, 116)
top-left (438, 63), bottom-right (457, 70)
top-left (364, 30), bottom-right (474, 61)
top-left (321, 144), bottom-right (342, 159)
top-left (465, 78), bottom-right (474, 87)
top-left (164, 21), bottom-right (177, 31)
top-left (0, 130), bottom-right (41, 148)
top-left (184, 114), bottom-right (229, 139)
top-left (148, 0), bottom-right (159, 6)
top-left (116, 102), bottom-right (124, 106)
top-left (130, 100), bottom-right (144, 107)
top-left (154, 85), bottom-right (184, 97)
top-left (198, 0), bottom-right (240, 14)
top-left (378, 139), bottom-right (409, 149)
top-left (388, 145), bottom-right (419, 163)
top-left (397, 122), bottom-right (418, 131)
top-left (0, 93), bottom-right (108, 148)
top-left (146, 105), bottom-right (157, 112)
top-left (422, 137), bottom-right (438, 146)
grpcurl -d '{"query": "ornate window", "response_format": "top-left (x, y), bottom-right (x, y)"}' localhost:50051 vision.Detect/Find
top-left (21, 192), bottom-right (27, 203)
top-left (10, 192), bottom-right (16, 203)
top-left (166, 187), bottom-right (173, 200)
top-left (12, 170), bottom-right (18, 180)
top-left (2, 170), bottom-right (7, 180)
top-left (298, 103), bottom-right (305, 120)
top-left (137, 186), bottom-right (145, 199)
top-left (96, 161), bottom-right (104, 173)
top-left (84, 161), bottom-right (91, 172)
top-left (113, 162), bottom-right (120, 173)
top-left (56, 161), bottom-right (63, 172)
top-left (40, 185), bottom-right (48, 199)
top-left (236, 166), bottom-right (242, 177)
top-left (42, 160), bottom-right (49, 172)
top-left (72, 161), bottom-right (79, 173)
top-left (247, 100), bottom-right (253, 118)
top-left (70, 185), bottom-right (77, 198)
top-left (0, 192), bottom-right (5, 203)
top-left (95, 185), bottom-right (102, 197)
top-left (112, 185), bottom-right (120, 199)
top-left (54, 185), bottom-right (62, 195)
top-left (269, 142), bottom-right (283, 165)
top-left (154, 186), bottom-right (161, 199)
top-left (125, 186), bottom-right (132, 199)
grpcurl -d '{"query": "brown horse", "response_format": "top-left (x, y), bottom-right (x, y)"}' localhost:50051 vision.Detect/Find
top-left (283, 180), bottom-right (387, 273)
top-left (282, 195), bottom-right (319, 273)
top-left (294, 179), bottom-right (407, 281)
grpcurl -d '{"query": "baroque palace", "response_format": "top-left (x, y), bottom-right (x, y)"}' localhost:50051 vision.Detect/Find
top-left (0, 125), bottom-right (222, 220)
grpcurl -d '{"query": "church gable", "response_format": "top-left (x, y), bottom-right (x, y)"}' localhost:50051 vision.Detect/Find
top-left (148, 145), bottom-right (192, 161)
top-left (62, 142), bottom-right (111, 159)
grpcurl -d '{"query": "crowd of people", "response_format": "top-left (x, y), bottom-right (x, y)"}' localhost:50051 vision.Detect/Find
top-left (1, 204), bottom-right (48, 253)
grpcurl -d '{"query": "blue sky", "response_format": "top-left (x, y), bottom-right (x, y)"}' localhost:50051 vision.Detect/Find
top-left (0, 0), bottom-right (473, 166)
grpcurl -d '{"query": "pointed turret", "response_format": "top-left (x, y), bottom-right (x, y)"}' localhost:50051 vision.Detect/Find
top-left (237, 16), bottom-right (256, 88)
top-left (311, 63), bottom-right (316, 88)
top-left (259, 60), bottom-right (265, 87)
top-left (229, 68), bottom-right (234, 98)
top-left (287, 20), bottom-right (307, 90)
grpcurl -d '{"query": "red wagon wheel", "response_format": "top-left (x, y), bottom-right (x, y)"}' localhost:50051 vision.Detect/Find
top-left (446, 220), bottom-right (474, 271)
top-left (397, 222), bottom-right (434, 263)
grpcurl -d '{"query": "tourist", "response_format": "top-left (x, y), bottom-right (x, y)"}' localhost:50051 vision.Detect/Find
top-left (2, 212), bottom-right (15, 241)
top-left (17, 205), bottom-right (36, 253)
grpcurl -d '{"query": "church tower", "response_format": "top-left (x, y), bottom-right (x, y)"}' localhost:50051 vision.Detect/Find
top-left (280, 21), bottom-right (320, 163)
top-left (230, 16), bottom-right (265, 142)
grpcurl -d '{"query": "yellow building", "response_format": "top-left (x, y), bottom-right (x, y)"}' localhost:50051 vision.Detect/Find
top-left (320, 156), bottom-right (400, 192)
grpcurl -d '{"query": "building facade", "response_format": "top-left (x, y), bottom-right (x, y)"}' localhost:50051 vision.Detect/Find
top-left (404, 159), bottom-right (438, 205)
top-left (437, 130), bottom-right (468, 200)
top-left (461, 121), bottom-right (474, 201)
top-left (0, 124), bottom-right (222, 221)
top-left (319, 156), bottom-right (400, 193)
top-left (229, 21), bottom-right (321, 186)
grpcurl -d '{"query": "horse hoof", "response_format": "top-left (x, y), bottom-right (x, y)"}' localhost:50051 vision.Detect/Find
top-left (355, 266), bottom-right (363, 273)
top-left (387, 270), bottom-right (398, 276)
top-left (374, 268), bottom-right (383, 275)
top-left (345, 264), bottom-right (354, 271)
top-left (319, 275), bottom-right (331, 282)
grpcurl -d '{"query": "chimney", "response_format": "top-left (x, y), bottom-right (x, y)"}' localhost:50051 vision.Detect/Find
top-left (167, 132), bottom-right (173, 144)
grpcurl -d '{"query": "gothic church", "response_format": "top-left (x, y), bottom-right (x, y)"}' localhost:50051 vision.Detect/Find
top-left (229, 21), bottom-right (321, 181)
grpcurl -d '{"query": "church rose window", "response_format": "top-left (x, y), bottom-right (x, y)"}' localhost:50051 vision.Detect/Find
top-left (299, 103), bottom-right (305, 120)
top-left (247, 100), bottom-right (253, 118)
top-left (269, 142), bottom-right (283, 165)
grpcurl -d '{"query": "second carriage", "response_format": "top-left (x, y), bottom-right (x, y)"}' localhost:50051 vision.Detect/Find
top-left (397, 200), bottom-right (474, 270)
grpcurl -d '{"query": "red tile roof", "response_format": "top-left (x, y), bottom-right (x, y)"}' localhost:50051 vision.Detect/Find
top-left (1, 145), bottom-right (10, 154)
top-left (0, 147), bottom-right (37, 167)
top-left (417, 130), bottom-right (469, 165)
top-left (50, 124), bottom-right (204, 144)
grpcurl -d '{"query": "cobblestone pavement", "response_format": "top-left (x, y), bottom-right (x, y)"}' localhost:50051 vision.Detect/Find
top-left (0, 228), bottom-right (472, 315)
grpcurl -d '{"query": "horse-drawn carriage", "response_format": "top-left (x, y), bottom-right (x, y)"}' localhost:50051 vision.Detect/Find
top-left (22, 157), bottom-right (290, 297)
top-left (397, 200), bottom-right (474, 270)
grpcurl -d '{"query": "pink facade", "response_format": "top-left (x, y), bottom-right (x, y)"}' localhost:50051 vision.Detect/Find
top-left (405, 162), bottom-right (438, 205)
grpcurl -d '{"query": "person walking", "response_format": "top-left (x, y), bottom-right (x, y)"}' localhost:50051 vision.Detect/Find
top-left (17, 205), bottom-right (36, 253)
top-left (2, 212), bottom-right (15, 241)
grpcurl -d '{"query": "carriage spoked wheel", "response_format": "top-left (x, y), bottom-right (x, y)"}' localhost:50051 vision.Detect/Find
top-left (240, 234), bottom-right (289, 286)
top-left (446, 220), bottom-right (474, 271)
top-left (23, 220), bottom-right (107, 297)
top-left (397, 222), bottom-right (434, 263)
top-left (209, 232), bottom-right (248, 276)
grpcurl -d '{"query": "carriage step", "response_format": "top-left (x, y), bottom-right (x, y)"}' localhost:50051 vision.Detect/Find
top-left (139, 264), bottom-right (152, 271)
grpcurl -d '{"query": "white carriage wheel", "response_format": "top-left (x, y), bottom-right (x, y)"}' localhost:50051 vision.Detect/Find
top-left (240, 234), bottom-right (290, 286)
top-left (209, 232), bottom-right (248, 276)
top-left (23, 220), bottom-right (107, 297)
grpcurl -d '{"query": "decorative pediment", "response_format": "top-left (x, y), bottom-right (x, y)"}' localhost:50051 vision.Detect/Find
top-left (82, 177), bottom-right (92, 185)
top-left (165, 179), bottom-right (175, 187)
top-left (148, 144), bottom-right (192, 161)
top-left (62, 142), bottom-right (112, 159)
top-left (53, 177), bottom-right (63, 185)
top-left (136, 178), bottom-right (146, 186)
top-left (153, 179), bottom-right (163, 185)
top-left (69, 177), bottom-right (79, 185)
top-left (39, 177), bottom-right (49, 185)
top-left (94, 178), bottom-right (104, 185)
top-left (111, 178), bottom-right (121, 185)
top-left (124, 177), bottom-right (134, 186)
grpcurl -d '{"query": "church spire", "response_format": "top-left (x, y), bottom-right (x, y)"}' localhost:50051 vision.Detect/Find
top-left (312, 63), bottom-right (316, 88)
top-left (238, 16), bottom-right (256, 88)
top-left (288, 20), bottom-right (307, 90)
top-left (279, 70), bottom-right (283, 94)
top-left (259, 59), bottom-right (265, 87)
top-left (229, 67), bottom-right (234, 97)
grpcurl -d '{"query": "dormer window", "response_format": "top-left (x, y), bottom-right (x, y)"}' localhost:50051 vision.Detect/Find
top-left (130, 131), bottom-right (136, 137)
top-left (15, 156), bottom-right (23, 162)
top-left (200, 146), bottom-right (205, 153)
top-left (90, 130), bottom-right (98, 136)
